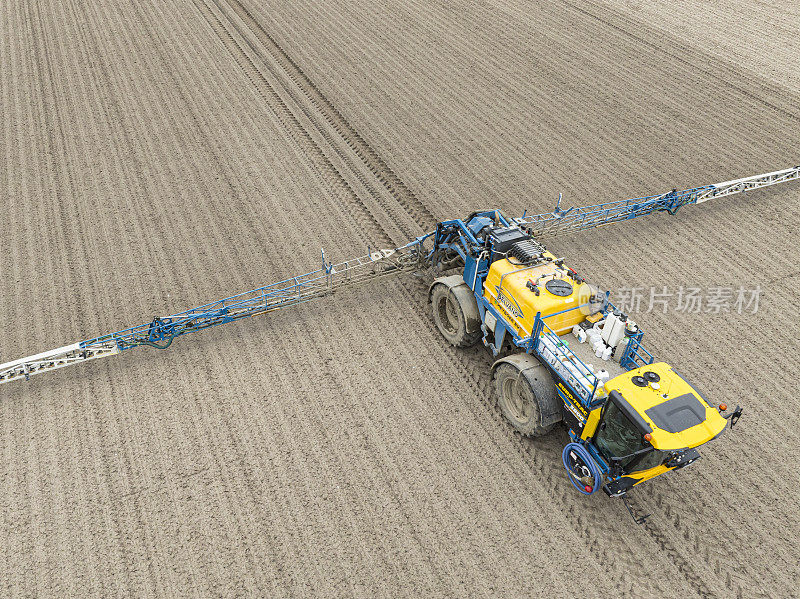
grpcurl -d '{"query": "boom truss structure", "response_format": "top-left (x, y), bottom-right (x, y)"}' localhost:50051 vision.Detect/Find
top-left (0, 240), bottom-right (429, 385)
top-left (1, 166), bottom-right (797, 386)
top-left (520, 166), bottom-right (799, 238)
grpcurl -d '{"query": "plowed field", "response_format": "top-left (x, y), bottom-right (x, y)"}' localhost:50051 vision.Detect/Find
top-left (2, 1), bottom-right (798, 597)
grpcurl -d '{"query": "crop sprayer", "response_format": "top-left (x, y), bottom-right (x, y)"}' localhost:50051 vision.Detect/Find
top-left (3, 166), bottom-right (798, 522)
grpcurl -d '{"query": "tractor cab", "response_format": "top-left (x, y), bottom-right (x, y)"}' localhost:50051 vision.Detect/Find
top-left (590, 362), bottom-right (729, 495)
top-left (594, 399), bottom-right (669, 473)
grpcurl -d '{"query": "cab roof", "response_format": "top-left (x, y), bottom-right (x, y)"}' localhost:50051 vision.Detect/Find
top-left (604, 362), bottom-right (727, 451)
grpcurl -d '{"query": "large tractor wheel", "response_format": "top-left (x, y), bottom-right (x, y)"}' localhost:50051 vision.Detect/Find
top-left (430, 277), bottom-right (481, 348)
top-left (493, 355), bottom-right (561, 437)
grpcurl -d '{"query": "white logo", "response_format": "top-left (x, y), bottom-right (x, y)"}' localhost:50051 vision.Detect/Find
top-left (496, 287), bottom-right (524, 318)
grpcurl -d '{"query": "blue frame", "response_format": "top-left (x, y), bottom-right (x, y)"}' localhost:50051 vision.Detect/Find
top-left (519, 185), bottom-right (714, 235)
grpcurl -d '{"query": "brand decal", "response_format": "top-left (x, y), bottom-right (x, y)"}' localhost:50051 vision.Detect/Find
top-left (557, 381), bottom-right (588, 419)
top-left (495, 286), bottom-right (524, 319)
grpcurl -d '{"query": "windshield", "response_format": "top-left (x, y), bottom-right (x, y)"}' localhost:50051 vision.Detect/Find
top-left (595, 402), bottom-right (665, 472)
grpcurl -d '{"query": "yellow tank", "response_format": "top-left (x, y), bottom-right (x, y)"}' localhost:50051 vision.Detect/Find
top-left (483, 256), bottom-right (591, 336)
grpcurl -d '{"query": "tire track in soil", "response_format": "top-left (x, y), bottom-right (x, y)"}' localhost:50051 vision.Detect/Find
top-left (197, 0), bottom-right (424, 246)
top-left (246, 2), bottom-right (774, 594)
top-left (221, 0), bottom-right (438, 232)
top-left (631, 494), bottom-right (746, 598)
top-left (193, 2), bottom-right (716, 596)
top-left (191, 0), bottom-right (395, 253)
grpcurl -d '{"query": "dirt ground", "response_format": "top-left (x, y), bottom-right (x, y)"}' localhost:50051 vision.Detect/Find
top-left (602, 0), bottom-right (800, 95)
top-left (1, 0), bottom-right (798, 597)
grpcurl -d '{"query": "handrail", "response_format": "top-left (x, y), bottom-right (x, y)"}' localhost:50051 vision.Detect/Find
top-left (535, 317), bottom-right (600, 407)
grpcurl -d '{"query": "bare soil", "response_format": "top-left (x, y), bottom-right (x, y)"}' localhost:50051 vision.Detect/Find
top-left (2, 0), bottom-right (798, 597)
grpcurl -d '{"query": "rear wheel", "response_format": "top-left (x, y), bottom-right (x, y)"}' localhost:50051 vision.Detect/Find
top-left (494, 362), bottom-right (559, 437)
top-left (430, 283), bottom-right (481, 347)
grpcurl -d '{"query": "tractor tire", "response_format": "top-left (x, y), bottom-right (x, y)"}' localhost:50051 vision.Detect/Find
top-left (493, 360), bottom-right (561, 437)
top-left (430, 282), bottom-right (481, 347)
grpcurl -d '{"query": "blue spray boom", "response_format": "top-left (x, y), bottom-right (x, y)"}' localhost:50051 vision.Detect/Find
top-left (1, 166), bottom-right (797, 385)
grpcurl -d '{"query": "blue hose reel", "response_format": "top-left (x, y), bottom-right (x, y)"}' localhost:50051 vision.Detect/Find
top-left (562, 443), bottom-right (602, 495)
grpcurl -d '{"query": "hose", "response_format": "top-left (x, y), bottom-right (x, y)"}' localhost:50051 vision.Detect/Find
top-left (132, 333), bottom-right (176, 350)
top-left (562, 442), bottom-right (602, 495)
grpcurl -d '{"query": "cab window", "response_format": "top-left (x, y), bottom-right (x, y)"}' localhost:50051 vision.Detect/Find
top-left (595, 402), bottom-right (665, 472)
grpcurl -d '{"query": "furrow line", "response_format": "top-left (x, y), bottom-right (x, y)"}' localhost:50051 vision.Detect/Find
top-left (195, 2), bottom-right (720, 594)
top-left (221, 0), bottom-right (437, 231)
top-left (209, 0), bottom-right (416, 243)
top-left (192, 0), bottom-right (393, 252)
top-left (558, 0), bottom-right (800, 121)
